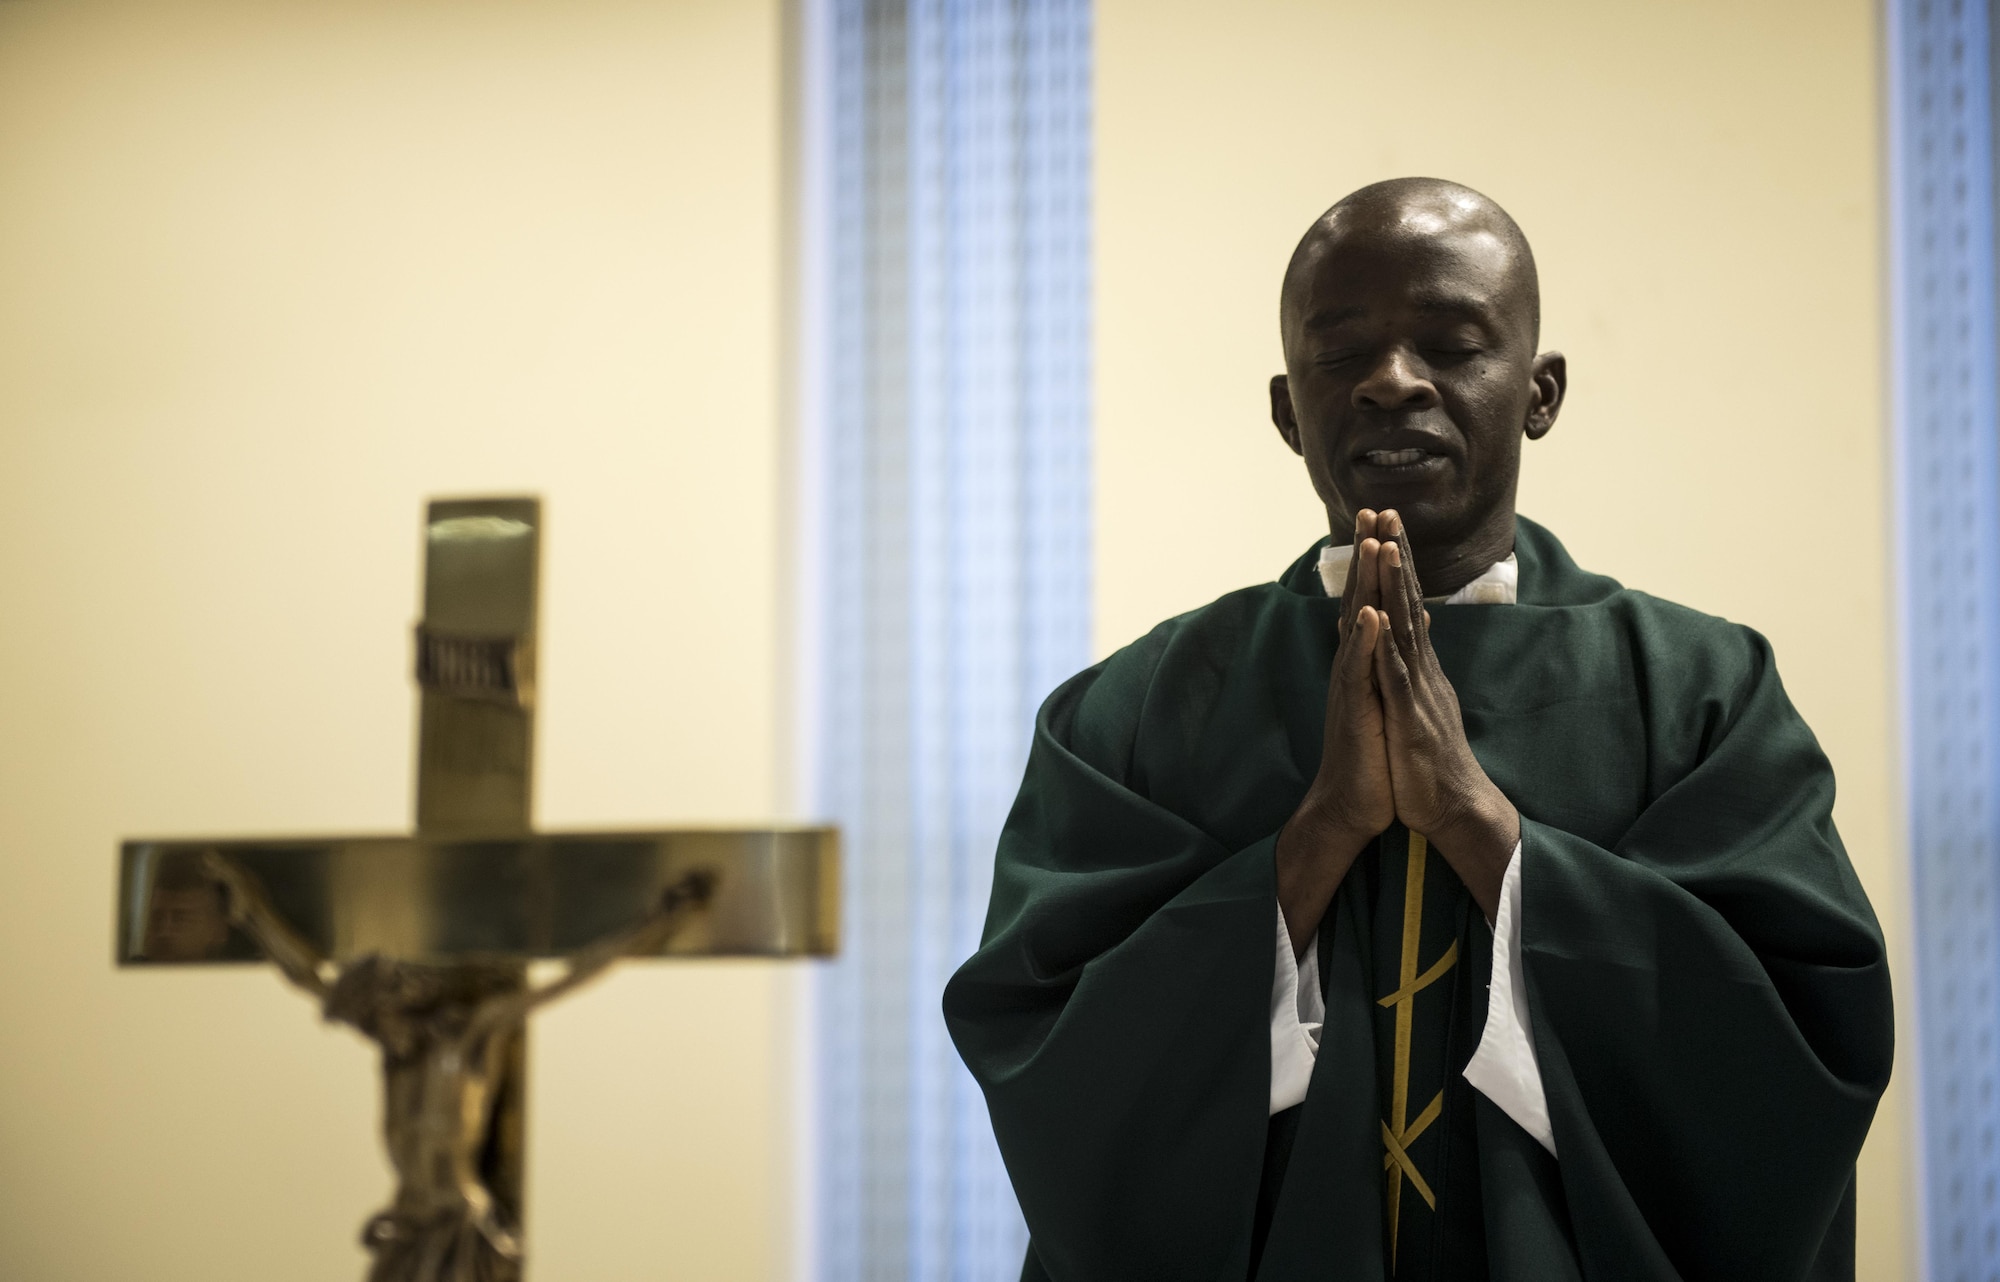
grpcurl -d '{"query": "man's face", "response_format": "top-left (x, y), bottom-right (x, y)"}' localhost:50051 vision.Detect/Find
top-left (1275, 216), bottom-right (1554, 550)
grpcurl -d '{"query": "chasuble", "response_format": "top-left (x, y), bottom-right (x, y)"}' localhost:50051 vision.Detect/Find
top-left (942, 518), bottom-right (1893, 1281)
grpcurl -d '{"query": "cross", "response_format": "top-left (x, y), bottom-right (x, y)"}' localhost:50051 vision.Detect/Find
top-left (114, 497), bottom-right (838, 1281)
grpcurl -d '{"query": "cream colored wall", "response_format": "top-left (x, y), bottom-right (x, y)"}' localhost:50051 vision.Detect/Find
top-left (1096, 0), bottom-right (1910, 1276)
top-left (0, 2), bottom-right (795, 1279)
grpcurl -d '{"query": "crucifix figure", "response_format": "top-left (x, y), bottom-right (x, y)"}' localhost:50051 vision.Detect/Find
top-left (207, 852), bottom-right (713, 1281)
top-left (116, 498), bottom-right (838, 1281)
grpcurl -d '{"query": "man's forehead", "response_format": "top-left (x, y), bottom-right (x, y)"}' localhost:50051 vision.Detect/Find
top-left (1297, 241), bottom-right (1515, 316)
top-left (1310, 211), bottom-right (1517, 274)
top-left (1300, 293), bottom-right (1500, 332)
top-left (1301, 206), bottom-right (1525, 296)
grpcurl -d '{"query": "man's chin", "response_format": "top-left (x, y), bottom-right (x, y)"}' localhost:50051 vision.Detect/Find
top-left (1345, 486), bottom-right (1460, 536)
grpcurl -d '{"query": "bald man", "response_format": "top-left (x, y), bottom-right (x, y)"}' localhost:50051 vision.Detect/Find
top-left (945, 179), bottom-right (1892, 1281)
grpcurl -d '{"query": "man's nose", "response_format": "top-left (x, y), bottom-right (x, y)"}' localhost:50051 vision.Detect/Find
top-left (1352, 348), bottom-right (1441, 412)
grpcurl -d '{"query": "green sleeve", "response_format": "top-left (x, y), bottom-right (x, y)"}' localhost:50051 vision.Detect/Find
top-left (1518, 625), bottom-right (1892, 1279)
top-left (944, 635), bottom-right (1282, 1282)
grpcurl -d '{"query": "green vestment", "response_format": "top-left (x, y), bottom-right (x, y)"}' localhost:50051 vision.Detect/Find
top-left (942, 519), bottom-right (1893, 1281)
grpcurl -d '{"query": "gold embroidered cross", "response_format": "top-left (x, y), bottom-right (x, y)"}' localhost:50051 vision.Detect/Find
top-left (1378, 830), bottom-right (1458, 1268)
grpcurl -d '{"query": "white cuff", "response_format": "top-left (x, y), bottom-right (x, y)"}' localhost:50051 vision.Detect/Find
top-left (1461, 839), bottom-right (1556, 1155)
top-left (1269, 902), bottom-right (1324, 1114)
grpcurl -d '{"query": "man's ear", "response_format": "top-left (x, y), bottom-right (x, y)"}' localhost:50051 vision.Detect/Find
top-left (1523, 352), bottom-right (1566, 441)
top-left (1270, 375), bottom-right (1304, 456)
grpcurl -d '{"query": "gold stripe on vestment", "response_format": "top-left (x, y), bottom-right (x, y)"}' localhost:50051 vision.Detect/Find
top-left (1381, 830), bottom-right (1457, 1269)
top-left (1380, 1116), bottom-right (1439, 1210)
top-left (1378, 940), bottom-right (1460, 1009)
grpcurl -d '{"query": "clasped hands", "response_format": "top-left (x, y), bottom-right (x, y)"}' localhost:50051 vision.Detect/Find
top-left (1275, 509), bottom-right (1519, 957)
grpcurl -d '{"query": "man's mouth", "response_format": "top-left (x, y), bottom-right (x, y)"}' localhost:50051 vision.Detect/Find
top-left (1357, 448), bottom-right (1446, 470)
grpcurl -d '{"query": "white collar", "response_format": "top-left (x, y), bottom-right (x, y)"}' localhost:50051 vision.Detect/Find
top-left (1316, 544), bottom-right (1518, 605)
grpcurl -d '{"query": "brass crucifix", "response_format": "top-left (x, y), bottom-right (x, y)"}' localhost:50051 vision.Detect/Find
top-left (114, 497), bottom-right (838, 1282)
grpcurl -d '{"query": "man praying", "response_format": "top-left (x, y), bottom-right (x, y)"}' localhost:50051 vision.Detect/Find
top-left (943, 178), bottom-right (1894, 1281)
